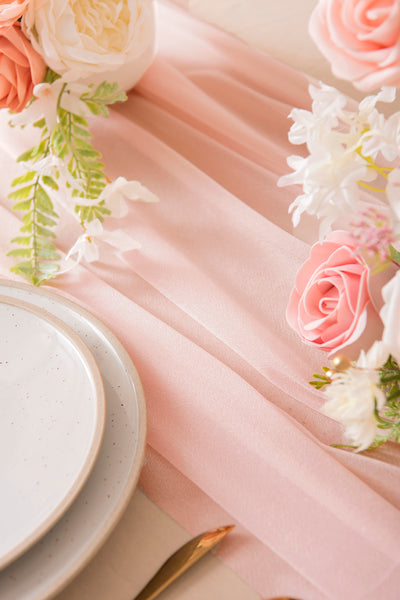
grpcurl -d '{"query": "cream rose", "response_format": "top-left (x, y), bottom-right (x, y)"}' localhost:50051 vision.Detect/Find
top-left (22, 0), bottom-right (156, 90)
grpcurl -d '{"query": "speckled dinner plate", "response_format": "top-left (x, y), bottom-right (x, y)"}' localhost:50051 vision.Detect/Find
top-left (0, 295), bottom-right (105, 570)
top-left (0, 280), bottom-right (146, 599)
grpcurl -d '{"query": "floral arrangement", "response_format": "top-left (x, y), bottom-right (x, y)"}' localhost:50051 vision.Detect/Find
top-left (279, 0), bottom-right (400, 451)
top-left (0, 0), bottom-right (157, 285)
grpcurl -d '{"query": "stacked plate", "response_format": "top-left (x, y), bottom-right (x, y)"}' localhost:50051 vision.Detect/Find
top-left (0, 280), bottom-right (146, 599)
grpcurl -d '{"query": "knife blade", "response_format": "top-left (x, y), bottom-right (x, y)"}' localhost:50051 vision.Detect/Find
top-left (133, 525), bottom-right (235, 600)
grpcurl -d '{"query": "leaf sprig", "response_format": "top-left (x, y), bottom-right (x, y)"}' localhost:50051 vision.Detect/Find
top-left (8, 78), bottom-right (127, 285)
top-left (374, 355), bottom-right (400, 445)
top-left (309, 366), bottom-right (331, 389)
top-left (8, 132), bottom-right (61, 284)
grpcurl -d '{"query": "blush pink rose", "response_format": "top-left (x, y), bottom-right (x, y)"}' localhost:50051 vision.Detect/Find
top-left (0, 0), bottom-right (30, 28)
top-left (309, 0), bottom-right (400, 91)
top-left (287, 231), bottom-right (371, 351)
top-left (0, 22), bottom-right (46, 112)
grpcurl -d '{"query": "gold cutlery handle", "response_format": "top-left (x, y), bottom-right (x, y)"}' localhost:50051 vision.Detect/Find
top-left (133, 525), bottom-right (234, 600)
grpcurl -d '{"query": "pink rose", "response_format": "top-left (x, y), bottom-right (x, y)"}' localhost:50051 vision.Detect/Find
top-left (0, 22), bottom-right (46, 112)
top-left (0, 0), bottom-right (30, 28)
top-left (287, 231), bottom-right (371, 351)
top-left (309, 0), bottom-right (400, 91)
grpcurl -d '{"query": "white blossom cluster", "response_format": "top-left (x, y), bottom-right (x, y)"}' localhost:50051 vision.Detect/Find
top-left (278, 84), bottom-right (400, 239)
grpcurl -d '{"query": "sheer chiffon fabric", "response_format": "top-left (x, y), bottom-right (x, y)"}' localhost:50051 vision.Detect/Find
top-left (0, 2), bottom-right (399, 599)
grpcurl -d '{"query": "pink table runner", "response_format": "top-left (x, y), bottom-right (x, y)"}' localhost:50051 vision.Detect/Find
top-left (0, 2), bottom-right (399, 599)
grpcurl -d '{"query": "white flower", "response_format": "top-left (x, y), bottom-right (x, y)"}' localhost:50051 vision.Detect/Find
top-left (357, 87), bottom-right (396, 122)
top-left (286, 83), bottom-right (346, 146)
top-left (23, 154), bottom-right (84, 192)
top-left (98, 176), bottom-right (159, 217)
top-left (279, 141), bottom-right (376, 237)
top-left (9, 79), bottom-right (91, 131)
top-left (323, 343), bottom-right (387, 451)
top-left (381, 271), bottom-right (400, 365)
top-left (360, 111), bottom-right (400, 162)
top-left (309, 82), bottom-right (347, 127)
top-left (279, 83), bottom-right (398, 235)
top-left (61, 219), bottom-right (141, 271)
top-left (358, 341), bottom-right (388, 372)
top-left (27, 154), bottom-right (64, 178)
top-left (22, 0), bottom-right (156, 88)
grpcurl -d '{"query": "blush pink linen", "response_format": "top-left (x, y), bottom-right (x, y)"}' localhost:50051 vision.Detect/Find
top-left (287, 231), bottom-right (371, 352)
top-left (0, 3), bottom-right (400, 600)
top-left (309, 0), bottom-right (400, 90)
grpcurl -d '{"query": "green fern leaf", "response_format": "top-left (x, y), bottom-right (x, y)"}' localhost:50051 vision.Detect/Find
top-left (36, 186), bottom-right (58, 216)
top-left (10, 261), bottom-right (33, 278)
top-left (11, 171), bottom-right (36, 187)
top-left (10, 235), bottom-right (31, 246)
top-left (72, 114), bottom-right (89, 127)
top-left (36, 212), bottom-right (57, 227)
top-left (36, 224), bottom-right (56, 238)
top-left (20, 223), bottom-right (33, 234)
top-left (17, 139), bottom-right (47, 163)
top-left (12, 199), bottom-right (33, 212)
top-left (9, 186), bottom-right (34, 201)
top-left (7, 247), bottom-right (32, 258)
top-left (72, 124), bottom-right (91, 138)
top-left (37, 247), bottom-right (61, 260)
top-left (42, 175), bottom-right (59, 190)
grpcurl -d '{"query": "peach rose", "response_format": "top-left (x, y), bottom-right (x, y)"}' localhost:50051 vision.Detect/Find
top-left (309, 0), bottom-right (400, 91)
top-left (0, 22), bottom-right (46, 112)
top-left (0, 0), bottom-right (30, 28)
top-left (287, 231), bottom-right (371, 351)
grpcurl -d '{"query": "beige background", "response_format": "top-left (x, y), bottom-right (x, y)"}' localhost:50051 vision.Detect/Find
top-left (170, 0), bottom-right (364, 102)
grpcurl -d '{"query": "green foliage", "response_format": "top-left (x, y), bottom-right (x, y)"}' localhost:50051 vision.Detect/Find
top-left (389, 244), bottom-right (400, 267)
top-left (309, 366), bottom-right (331, 389)
top-left (81, 82), bottom-right (127, 117)
top-left (44, 68), bottom-right (61, 85)
top-left (372, 355), bottom-right (400, 445)
top-left (8, 171), bottom-right (60, 285)
top-left (8, 78), bottom-right (127, 284)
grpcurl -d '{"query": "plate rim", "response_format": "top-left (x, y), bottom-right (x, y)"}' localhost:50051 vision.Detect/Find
top-left (0, 279), bottom-right (147, 599)
top-left (0, 293), bottom-right (106, 571)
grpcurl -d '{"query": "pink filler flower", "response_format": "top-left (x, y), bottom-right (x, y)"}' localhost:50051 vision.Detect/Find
top-left (0, 22), bottom-right (46, 112)
top-left (309, 0), bottom-right (400, 91)
top-left (287, 231), bottom-right (371, 352)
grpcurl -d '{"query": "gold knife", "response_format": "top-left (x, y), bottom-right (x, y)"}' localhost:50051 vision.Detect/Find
top-left (133, 525), bottom-right (235, 600)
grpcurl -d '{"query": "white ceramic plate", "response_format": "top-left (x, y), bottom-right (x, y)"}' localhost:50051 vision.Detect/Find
top-left (0, 281), bottom-right (146, 599)
top-left (0, 295), bottom-right (105, 570)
